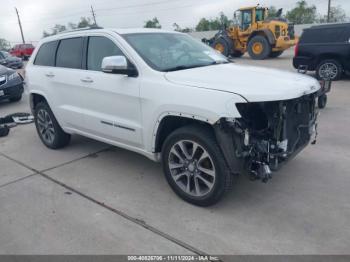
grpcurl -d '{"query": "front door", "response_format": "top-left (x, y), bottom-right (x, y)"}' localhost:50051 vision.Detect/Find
top-left (78, 35), bottom-right (143, 147)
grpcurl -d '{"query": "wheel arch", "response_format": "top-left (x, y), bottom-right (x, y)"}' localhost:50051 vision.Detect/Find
top-left (248, 29), bottom-right (275, 45)
top-left (153, 114), bottom-right (214, 153)
top-left (29, 92), bottom-right (49, 113)
top-left (316, 54), bottom-right (345, 68)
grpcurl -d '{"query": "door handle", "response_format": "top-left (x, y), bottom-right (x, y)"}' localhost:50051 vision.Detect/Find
top-left (45, 72), bottom-right (55, 78)
top-left (81, 77), bottom-right (94, 83)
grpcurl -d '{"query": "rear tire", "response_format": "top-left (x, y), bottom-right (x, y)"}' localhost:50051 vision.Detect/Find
top-left (270, 51), bottom-right (284, 58)
top-left (248, 35), bottom-right (271, 60)
top-left (161, 125), bottom-right (233, 206)
top-left (316, 59), bottom-right (343, 81)
top-left (34, 102), bottom-right (71, 149)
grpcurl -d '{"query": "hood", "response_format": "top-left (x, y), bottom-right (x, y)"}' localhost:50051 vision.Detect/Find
top-left (0, 65), bottom-right (15, 75)
top-left (164, 63), bottom-right (320, 102)
top-left (6, 56), bottom-right (22, 63)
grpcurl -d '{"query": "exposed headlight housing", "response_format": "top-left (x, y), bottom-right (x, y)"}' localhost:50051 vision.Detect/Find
top-left (8, 72), bottom-right (19, 81)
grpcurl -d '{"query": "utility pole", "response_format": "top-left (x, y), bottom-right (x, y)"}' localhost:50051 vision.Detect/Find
top-left (327, 0), bottom-right (332, 23)
top-left (91, 5), bottom-right (97, 26)
top-left (15, 7), bottom-right (25, 44)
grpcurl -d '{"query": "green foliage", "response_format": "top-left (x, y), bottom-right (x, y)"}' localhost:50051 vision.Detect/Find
top-left (0, 38), bottom-right (11, 51)
top-left (144, 17), bottom-right (161, 29)
top-left (43, 17), bottom-right (94, 38)
top-left (173, 23), bottom-right (193, 33)
top-left (195, 12), bottom-right (232, 32)
top-left (318, 5), bottom-right (348, 23)
top-left (286, 0), bottom-right (317, 24)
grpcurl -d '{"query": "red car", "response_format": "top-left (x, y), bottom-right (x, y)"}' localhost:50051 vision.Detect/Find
top-left (10, 43), bottom-right (35, 60)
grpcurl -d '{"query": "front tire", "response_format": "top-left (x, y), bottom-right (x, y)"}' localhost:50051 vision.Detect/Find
top-left (316, 59), bottom-right (343, 81)
top-left (212, 38), bottom-right (231, 57)
top-left (247, 35), bottom-right (271, 60)
top-left (318, 95), bottom-right (328, 109)
top-left (161, 125), bottom-right (233, 206)
top-left (34, 102), bottom-right (71, 149)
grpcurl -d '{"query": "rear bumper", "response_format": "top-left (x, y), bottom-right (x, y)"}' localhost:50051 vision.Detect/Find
top-left (0, 83), bottom-right (24, 101)
top-left (293, 56), bottom-right (317, 71)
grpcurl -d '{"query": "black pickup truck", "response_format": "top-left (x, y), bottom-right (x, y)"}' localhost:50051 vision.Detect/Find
top-left (293, 23), bottom-right (350, 80)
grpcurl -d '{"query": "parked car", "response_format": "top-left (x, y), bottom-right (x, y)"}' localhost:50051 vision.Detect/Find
top-left (26, 28), bottom-right (321, 206)
top-left (0, 65), bottom-right (24, 102)
top-left (0, 51), bottom-right (23, 69)
top-left (10, 43), bottom-right (35, 60)
top-left (293, 23), bottom-right (350, 80)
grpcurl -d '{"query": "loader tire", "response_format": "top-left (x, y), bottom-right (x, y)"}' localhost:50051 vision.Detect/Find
top-left (248, 35), bottom-right (271, 60)
top-left (212, 38), bottom-right (230, 57)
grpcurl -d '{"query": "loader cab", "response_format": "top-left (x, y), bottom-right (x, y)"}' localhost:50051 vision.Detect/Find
top-left (234, 7), bottom-right (267, 31)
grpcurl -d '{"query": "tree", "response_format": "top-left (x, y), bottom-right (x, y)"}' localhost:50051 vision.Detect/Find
top-left (42, 17), bottom-right (94, 38)
top-left (286, 0), bottom-right (317, 24)
top-left (318, 5), bottom-right (348, 23)
top-left (0, 38), bottom-right (11, 51)
top-left (195, 18), bottom-right (211, 31)
top-left (173, 23), bottom-right (193, 33)
top-left (43, 24), bottom-right (66, 37)
top-left (195, 12), bottom-right (232, 31)
top-left (77, 17), bottom-right (94, 28)
top-left (144, 17), bottom-right (161, 29)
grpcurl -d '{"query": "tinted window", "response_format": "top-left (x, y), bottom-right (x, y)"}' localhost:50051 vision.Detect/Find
top-left (87, 36), bottom-right (123, 71)
top-left (301, 27), bottom-right (347, 43)
top-left (0, 52), bottom-right (4, 59)
top-left (34, 41), bottom-right (58, 66)
top-left (56, 38), bottom-right (83, 69)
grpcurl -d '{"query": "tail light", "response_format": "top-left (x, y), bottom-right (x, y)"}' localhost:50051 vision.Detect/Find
top-left (294, 42), bottom-right (299, 57)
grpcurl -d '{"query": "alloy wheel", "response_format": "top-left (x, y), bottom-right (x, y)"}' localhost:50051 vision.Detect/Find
top-left (319, 63), bottom-right (338, 80)
top-left (168, 140), bottom-right (216, 197)
top-left (36, 109), bottom-right (55, 145)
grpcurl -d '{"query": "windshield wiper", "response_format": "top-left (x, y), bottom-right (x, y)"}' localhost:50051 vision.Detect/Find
top-left (164, 61), bottom-right (229, 72)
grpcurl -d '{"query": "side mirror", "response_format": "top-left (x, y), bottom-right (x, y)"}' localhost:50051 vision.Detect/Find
top-left (102, 56), bottom-right (138, 77)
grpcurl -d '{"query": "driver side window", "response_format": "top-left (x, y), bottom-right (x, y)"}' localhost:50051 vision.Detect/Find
top-left (242, 11), bottom-right (252, 31)
top-left (87, 36), bottom-right (123, 71)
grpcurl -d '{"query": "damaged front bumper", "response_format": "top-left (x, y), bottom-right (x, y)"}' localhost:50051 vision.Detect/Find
top-left (215, 93), bottom-right (318, 182)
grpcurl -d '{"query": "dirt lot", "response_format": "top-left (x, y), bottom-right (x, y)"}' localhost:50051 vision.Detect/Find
top-left (0, 51), bottom-right (349, 255)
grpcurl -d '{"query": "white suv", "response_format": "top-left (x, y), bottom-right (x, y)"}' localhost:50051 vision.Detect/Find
top-left (26, 28), bottom-right (321, 206)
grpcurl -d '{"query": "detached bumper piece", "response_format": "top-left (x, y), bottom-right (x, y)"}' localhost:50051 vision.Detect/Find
top-left (217, 93), bottom-right (318, 183)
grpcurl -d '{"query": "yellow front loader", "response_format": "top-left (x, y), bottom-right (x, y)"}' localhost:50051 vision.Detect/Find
top-left (210, 6), bottom-right (297, 60)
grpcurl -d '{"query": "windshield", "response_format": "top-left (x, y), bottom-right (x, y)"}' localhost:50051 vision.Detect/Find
top-left (122, 33), bottom-right (228, 72)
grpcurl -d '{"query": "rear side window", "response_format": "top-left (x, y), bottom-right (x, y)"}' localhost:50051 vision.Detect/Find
top-left (301, 27), bottom-right (347, 44)
top-left (87, 36), bottom-right (123, 71)
top-left (56, 38), bottom-right (83, 69)
top-left (34, 41), bottom-right (58, 66)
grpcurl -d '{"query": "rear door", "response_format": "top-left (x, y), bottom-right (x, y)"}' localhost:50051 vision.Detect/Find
top-left (50, 37), bottom-right (87, 129)
top-left (78, 35), bottom-right (143, 147)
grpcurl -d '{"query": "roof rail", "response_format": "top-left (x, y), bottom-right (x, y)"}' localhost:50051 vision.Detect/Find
top-left (57, 25), bottom-right (104, 35)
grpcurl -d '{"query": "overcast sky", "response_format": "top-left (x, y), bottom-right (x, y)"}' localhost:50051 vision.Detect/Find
top-left (1, 0), bottom-right (349, 44)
